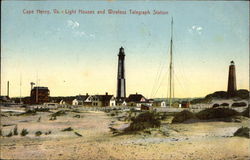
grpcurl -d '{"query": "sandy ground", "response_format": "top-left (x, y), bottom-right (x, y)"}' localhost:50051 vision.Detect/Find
top-left (0, 107), bottom-right (249, 160)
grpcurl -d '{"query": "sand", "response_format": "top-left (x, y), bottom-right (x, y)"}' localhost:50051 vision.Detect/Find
top-left (0, 107), bottom-right (249, 160)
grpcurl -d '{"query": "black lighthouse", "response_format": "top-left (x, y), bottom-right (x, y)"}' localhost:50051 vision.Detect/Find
top-left (116, 47), bottom-right (126, 102)
top-left (227, 61), bottom-right (237, 97)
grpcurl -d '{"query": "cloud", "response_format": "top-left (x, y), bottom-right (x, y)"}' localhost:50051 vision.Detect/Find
top-left (73, 30), bottom-right (95, 38)
top-left (73, 31), bottom-right (86, 37)
top-left (67, 20), bottom-right (80, 29)
top-left (63, 20), bottom-right (95, 38)
top-left (189, 25), bottom-right (203, 35)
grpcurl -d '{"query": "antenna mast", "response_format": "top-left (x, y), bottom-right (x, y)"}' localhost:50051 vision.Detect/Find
top-left (169, 17), bottom-right (174, 107)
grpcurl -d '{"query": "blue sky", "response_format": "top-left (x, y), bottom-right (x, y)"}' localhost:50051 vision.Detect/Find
top-left (1, 1), bottom-right (249, 98)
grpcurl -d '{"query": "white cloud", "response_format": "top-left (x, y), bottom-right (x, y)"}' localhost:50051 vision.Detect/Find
top-left (189, 25), bottom-right (203, 35)
top-left (67, 20), bottom-right (80, 29)
top-left (196, 27), bottom-right (203, 31)
top-left (63, 20), bottom-right (95, 38)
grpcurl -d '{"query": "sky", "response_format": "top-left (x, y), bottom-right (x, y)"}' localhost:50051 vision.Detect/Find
top-left (1, 1), bottom-right (249, 98)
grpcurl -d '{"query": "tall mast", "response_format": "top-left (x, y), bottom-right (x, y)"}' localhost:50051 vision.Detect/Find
top-left (19, 74), bottom-right (22, 104)
top-left (169, 17), bottom-right (174, 107)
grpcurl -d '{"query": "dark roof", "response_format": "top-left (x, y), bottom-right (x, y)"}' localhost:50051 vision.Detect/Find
top-left (50, 96), bottom-right (76, 102)
top-left (94, 95), bottom-right (114, 101)
top-left (76, 95), bottom-right (89, 101)
top-left (32, 87), bottom-right (49, 91)
top-left (126, 94), bottom-right (147, 103)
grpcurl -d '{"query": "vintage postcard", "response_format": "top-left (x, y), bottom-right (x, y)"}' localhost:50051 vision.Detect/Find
top-left (1, 0), bottom-right (249, 159)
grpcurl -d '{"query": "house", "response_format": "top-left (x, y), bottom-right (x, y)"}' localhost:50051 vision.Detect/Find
top-left (72, 95), bottom-right (89, 106)
top-left (153, 100), bottom-right (166, 107)
top-left (181, 101), bottom-right (190, 108)
top-left (126, 93), bottom-right (152, 107)
top-left (30, 86), bottom-right (50, 104)
top-left (92, 92), bottom-right (116, 107)
top-left (116, 99), bottom-right (127, 106)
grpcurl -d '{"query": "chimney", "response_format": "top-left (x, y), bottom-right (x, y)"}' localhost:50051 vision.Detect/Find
top-left (86, 93), bottom-right (89, 96)
top-left (105, 92), bottom-right (108, 95)
top-left (7, 81), bottom-right (9, 97)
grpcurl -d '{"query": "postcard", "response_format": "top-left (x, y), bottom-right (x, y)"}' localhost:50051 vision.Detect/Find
top-left (1, 0), bottom-right (249, 159)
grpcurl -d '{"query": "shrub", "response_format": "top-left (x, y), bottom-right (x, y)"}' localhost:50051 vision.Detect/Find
top-left (35, 108), bottom-right (50, 112)
top-left (61, 127), bottom-right (73, 132)
top-left (20, 129), bottom-right (29, 136)
top-left (73, 115), bottom-right (81, 118)
top-left (212, 104), bottom-right (220, 108)
top-left (205, 91), bottom-right (228, 99)
top-left (45, 131), bottom-right (52, 135)
top-left (220, 103), bottom-right (229, 107)
top-left (234, 127), bottom-right (249, 138)
top-left (6, 130), bottom-right (13, 137)
top-left (172, 110), bottom-right (195, 123)
top-left (14, 125), bottom-right (18, 135)
top-left (35, 131), bottom-right (42, 136)
top-left (232, 102), bottom-right (247, 107)
top-left (235, 90), bottom-right (249, 99)
top-left (124, 111), bottom-right (161, 132)
top-left (51, 110), bottom-right (66, 117)
top-left (196, 108), bottom-right (239, 120)
top-left (241, 107), bottom-right (249, 118)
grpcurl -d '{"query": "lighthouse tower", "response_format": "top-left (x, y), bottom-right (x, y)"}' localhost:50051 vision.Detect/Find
top-left (227, 61), bottom-right (237, 97)
top-left (116, 47), bottom-right (126, 102)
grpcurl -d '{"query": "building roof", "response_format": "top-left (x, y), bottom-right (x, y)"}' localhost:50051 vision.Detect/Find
top-left (32, 86), bottom-right (49, 91)
top-left (94, 94), bottom-right (114, 101)
top-left (76, 95), bottom-right (89, 101)
top-left (126, 93), bottom-right (147, 103)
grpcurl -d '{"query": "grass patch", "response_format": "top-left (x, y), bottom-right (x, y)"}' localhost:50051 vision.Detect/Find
top-left (73, 114), bottom-right (81, 118)
top-left (234, 127), bottom-right (249, 138)
top-left (196, 108), bottom-right (239, 120)
top-left (172, 110), bottom-right (195, 123)
top-left (124, 111), bottom-right (161, 132)
top-left (20, 129), bottom-right (29, 136)
top-left (74, 131), bottom-right (82, 137)
top-left (35, 131), bottom-right (42, 136)
top-left (35, 108), bottom-right (50, 112)
top-left (61, 127), bottom-right (73, 132)
top-left (14, 125), bottom-right (18, 135)
top-left (51, 110), bottom-right (67, 117)
top-left (71, 109), bottom-right (81, 113)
